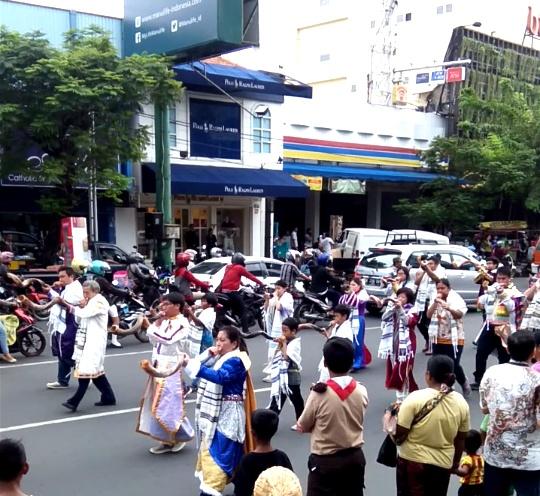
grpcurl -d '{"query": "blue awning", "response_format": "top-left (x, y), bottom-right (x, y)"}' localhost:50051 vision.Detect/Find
top-left (283, 162), bottom-right (444, 183)
top-left (143, 164), bottom-right (308, 198)
top-left (173, 62), bottom-right (313, 99)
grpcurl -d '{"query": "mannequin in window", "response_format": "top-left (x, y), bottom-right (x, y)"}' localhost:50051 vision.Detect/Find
top-left (221, 216), bottom-right (237, 252)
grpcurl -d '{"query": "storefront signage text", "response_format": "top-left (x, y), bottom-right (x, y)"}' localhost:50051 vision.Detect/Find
top-left (224, 185), bottom-right (264, 195)
top-left (526, 6), bottom-right (540, 37)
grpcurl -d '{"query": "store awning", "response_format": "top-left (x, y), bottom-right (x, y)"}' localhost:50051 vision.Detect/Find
top-left (143, 164), bottom-right (308, 198)
top-left (173, 61), bottom-right (313, 99)
top-left (283, 162), bottom-right (444, 183)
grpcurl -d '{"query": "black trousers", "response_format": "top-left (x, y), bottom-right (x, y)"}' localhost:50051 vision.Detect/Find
top-left (269, 384), bottom-right (305, 419)
top-left (417, 304), bottom-right (431, 346)
top-left (432, 344), bottom-right (466, 386)
top-left (484, 462), bottom-right (540, 496)
top-left (227, 291), bottom-right (249, 334)
top-left (458, 483), bottom-right (484, 496)
top-left (67, 375), bottom-right (116, 408)
top-left (473, 325), bottom-right (510, 383)
top-left (307, 447), bottom-right (366, 496)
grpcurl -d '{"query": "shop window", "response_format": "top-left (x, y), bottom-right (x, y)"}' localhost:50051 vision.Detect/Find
top-left (446, 4), bottom-right (452, 12)
top-left (405, 12), bottom-right (412, 21)
top-left (436, 5), bottom-right (444, 14)
top-left (169, 105), bottom-right (177, 148)
top-left (252, 112), bottom-right (271, 154)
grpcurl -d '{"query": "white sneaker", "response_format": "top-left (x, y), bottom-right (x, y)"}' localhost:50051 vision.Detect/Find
top-left (149, 444), bottom-right (173, 455)
top-left (109, 341), bottom-right (123, 348)
top-left (290, 424), bottom-right (298, 431)
top-left (170, 442), bottom-right (186, 453)
top-left (262, 375), bottom-right (272, 383)
top-left (47, 381), bottom-right (69, 389)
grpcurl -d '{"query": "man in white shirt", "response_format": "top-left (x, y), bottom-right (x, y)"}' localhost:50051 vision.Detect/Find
top-left (479, 331), bottom-right (540, 496)
top-left (414, 255), bottom-right (447, 353)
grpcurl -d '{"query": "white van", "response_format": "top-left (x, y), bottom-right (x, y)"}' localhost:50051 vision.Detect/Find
top-left (336, 228), bottom-right (389, 259)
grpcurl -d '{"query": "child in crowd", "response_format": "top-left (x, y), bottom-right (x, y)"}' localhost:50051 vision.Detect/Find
top-left (455, 430), bottom-right (484, 496)
top-left (304, 304), bottom-right (353, 382)
top-left (233, 409), bottom-right (293, 496)
top-left (185, 292), bottom-right (217, 354)
top-left (268, 317), bottom-right (305, 429)
top-left (0, 438), bottom-right (30, 496)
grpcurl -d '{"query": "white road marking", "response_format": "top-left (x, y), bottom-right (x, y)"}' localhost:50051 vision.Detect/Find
top-left (2, 350), bottom-right (152, 369)
top-left (0, 387), bottom-right (272, 433)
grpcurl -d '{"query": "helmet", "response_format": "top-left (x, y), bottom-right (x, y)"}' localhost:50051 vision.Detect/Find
top-left (286, 250), bottom-right (300, 263)
top-left (231, 252), bottom-right (245, 266)
top-left (175, 252), bottom-right (191, 267)
top-left (127, 252), bottom-right (144, 264)
top-left (71, 258), bottom-right (90, 275)
top-left (88, 260), bottom-right (111, 277)
top-left (210, 247), bottom-right (222, 258)
top-left (185, 249), bottom-right (197, 261)
top-left (317, 253), bottom-right (330, 267)
top-left (0, 251), bottom-right (14, 263)
top-left (304, 248), bottom-right (315, 259)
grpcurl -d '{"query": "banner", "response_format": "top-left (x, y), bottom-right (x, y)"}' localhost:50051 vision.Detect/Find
top-left (189, 98), bottom-right (241, 160)
top-left (329, 179), bottom-right (366, 194)
top-left (479, 220), bottom-right (527, 231)
top-left (291, 175), bottom-right (323, 191)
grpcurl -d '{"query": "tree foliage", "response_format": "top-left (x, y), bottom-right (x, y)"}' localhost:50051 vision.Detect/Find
top-left (0, 27), bottom-right (182, 214)
top-left (396, 79), bottom-right (540, 231)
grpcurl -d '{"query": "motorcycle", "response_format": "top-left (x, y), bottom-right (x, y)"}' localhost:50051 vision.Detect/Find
top-left (293, 290), bottom-right (333, 325)
top-left (110, 292), bottom-right (150, 343)
top-left (21, 279), bottom-right (51, 322)
top-left (215, 285), bottom-right (266, 333)
top-left (5, 302), bottom-right (47, 357)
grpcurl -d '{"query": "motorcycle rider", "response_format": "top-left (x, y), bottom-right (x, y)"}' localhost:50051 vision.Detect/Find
top-left (126, 253), bottom-right (158, 307)
top-left (279, 251), bottom-right (310, 289)
top-left (218, 253), bottom-right (264, 334)
top-left (310, 253), bottom-right (342, 308)
top-left (173, 252), bottom-right (210, 305)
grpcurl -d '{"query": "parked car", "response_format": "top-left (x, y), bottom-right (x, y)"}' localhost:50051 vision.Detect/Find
top-left (190, 256), bottom-right (284, 291)
top-left (355, 244), bottom-right (483, 312)
top-left (1, 230), bottom-right (45, 269)
top-left (90, 242), bottom-right (131, 274)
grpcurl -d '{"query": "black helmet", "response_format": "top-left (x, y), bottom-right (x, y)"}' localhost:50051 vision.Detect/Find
top-left (231, 252), bottom-right (245, 266)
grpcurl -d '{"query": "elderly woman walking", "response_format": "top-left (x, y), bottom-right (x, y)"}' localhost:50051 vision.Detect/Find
top-left (58, 280), bottom-right (116, 412)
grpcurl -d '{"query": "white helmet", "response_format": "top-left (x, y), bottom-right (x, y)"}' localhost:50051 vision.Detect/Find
top-left (210, 247), bottom-right (222, 258)
top-left (185, 249), bottom-right (197, 261)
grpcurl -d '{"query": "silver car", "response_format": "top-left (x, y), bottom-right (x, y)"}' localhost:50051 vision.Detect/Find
top-left (355, 244), bottom-right (483, 311)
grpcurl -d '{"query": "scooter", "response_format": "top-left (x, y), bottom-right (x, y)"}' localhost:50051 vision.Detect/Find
top-left (111, 292), bottom-right (150, 343)
top-left (6, 304), bottom-right (47, 357)
top-left (293, 290), bottom-right (333, 325)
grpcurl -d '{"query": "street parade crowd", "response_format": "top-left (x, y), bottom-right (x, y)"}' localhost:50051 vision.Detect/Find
top-left (0, 248), bottom-right (539, 496)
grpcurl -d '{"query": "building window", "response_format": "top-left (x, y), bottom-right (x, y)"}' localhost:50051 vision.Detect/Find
top-left (370, 20), bottom-right (376, 28)
top-left (320, 53), bottom-right (330, 62)
top-left (436, 5), bottom-right (443, 14)
top-left (397, 14), bottom-right (404, 22)
top-left (320, 0), bottom-right (330, 5)
top-left (253, 111), bottom-right (271, 153)
top-left (169, 105), bottom-right (177, 148)
top-left (446, 3), bottom-right (452, 12)
top-left (405, 12), bottom-right (412, 21)
top-left (351, 84), bottom-right (357, 92)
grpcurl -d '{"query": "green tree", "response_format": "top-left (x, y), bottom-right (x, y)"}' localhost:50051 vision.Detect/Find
top-left (396, 79), bottom-right (540, 231)
top-left (0, 27), bottom-right (182, 214)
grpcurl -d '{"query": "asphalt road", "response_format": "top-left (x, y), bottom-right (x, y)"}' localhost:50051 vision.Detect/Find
top-left (1, 305), bottom-right (505, 496)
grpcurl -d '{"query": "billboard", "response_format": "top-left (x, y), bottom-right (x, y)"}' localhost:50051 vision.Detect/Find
top-left (189, 98), bottom-right (241, 160)
top-left (123, 0), bottom-right (258, 59)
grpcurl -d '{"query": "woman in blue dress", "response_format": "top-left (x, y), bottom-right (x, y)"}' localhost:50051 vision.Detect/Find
top-left (184, 326), bottom-right (255, 496)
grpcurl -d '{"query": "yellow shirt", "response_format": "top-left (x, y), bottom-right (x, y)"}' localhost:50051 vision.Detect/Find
top-left (397, 388), bottom-right (470, 469)
top-left (459, 454), bottom-right (484, 485)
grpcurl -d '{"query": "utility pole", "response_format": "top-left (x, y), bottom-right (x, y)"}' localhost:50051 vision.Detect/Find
top-left (154, 102), bottom-right (172, 269)
top-left (88, 111), bottom-right (99, 243)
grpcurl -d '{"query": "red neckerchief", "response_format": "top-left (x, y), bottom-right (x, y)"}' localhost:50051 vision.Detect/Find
top-left (326, 378), bottom-right (356, 401)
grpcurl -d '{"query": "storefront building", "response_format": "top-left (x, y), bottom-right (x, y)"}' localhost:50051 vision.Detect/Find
top-left (133, 58), bottom-right (311, 257)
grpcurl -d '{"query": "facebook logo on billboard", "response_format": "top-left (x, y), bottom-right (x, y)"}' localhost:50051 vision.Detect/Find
top-left (189, 98), bottom-right (241, 160)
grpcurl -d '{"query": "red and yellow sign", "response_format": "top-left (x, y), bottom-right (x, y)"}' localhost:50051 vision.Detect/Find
top-left (292, 175), bottom-right (323, 191)
top-left (479, 220), bottom-right (527, 231)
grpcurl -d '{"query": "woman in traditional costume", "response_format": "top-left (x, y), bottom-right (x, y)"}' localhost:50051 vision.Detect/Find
top-left (183, 325), bottom-right (255, 496)
top-left (136, 292), bottom-right (195, 454)
top-left (339, 277), bottom-right (378, 371)
top-left (378, 287), bottom-right (419, 402)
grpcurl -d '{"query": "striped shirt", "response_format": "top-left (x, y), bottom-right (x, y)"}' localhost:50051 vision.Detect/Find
top-left (459, 454), bottom-right (484, 485)
top-left (279, 262), bottom-right (302, 288)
